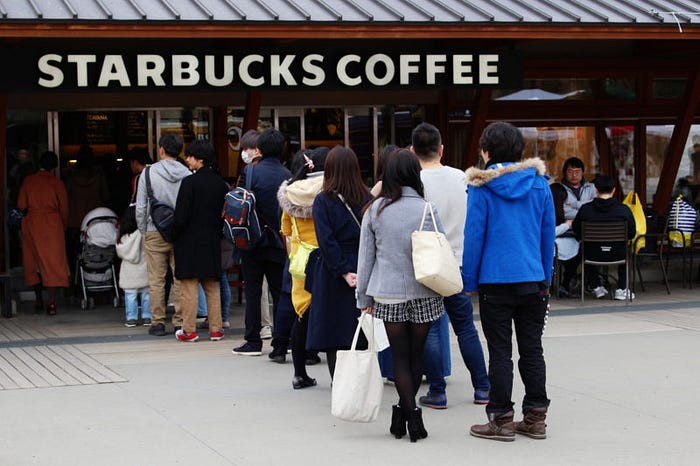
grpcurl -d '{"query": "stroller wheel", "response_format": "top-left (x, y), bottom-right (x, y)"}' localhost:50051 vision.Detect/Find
top-left (88, 297), bottom-right (95, 308)
top-left (80, 299), bottom-right (88, 310)
top-left (113, 296), bottom-right (120, 308)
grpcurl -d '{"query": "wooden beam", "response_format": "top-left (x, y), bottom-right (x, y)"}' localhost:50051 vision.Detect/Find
top-left (466, 89), bottom-right (491, 169)
top-left (652, 61), bottom-right (700, 214)
top-left (242, 92), bottom-right (261, 133)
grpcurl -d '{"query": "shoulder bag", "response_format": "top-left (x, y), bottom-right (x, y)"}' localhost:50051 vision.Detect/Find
top-left (288, 216), bottom-right (318, 280)
top-left (145, 166), bottom-right (176, 243)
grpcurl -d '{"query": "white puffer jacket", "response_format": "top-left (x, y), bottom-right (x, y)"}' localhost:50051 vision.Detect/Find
top-left (116, 230), bottom-right (148, 291)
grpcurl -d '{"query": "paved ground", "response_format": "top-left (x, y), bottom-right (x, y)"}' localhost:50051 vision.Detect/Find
top-left (1, 278), bottom-right (699, 466)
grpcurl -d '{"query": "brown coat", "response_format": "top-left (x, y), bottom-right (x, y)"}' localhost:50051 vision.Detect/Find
top-left (18, 171), bottom-right (70, 287)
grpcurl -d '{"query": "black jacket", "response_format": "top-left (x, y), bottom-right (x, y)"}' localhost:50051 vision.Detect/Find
top-left (572, 197), bottom-right (636, 261)
top-left (173, 166), bottom-right (229, 280)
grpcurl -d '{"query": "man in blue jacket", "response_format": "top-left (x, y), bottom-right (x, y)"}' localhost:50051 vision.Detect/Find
top-left (463, 122), bottom-right (555, 442)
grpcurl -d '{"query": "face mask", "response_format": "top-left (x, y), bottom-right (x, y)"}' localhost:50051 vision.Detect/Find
top-left (241, 150), bottom-right (254, 164)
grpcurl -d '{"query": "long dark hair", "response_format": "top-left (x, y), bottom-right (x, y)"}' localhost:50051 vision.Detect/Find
top-left (322, 145), bottom-right (370, 208)
top-left (289, 146), bottom-right (329, 185)
top-left (372, 148), bottom-right (424, 216)
top-left (119, 205), bottom-right (138, 241)
top-left (376, 144), bottom-right (398, 182)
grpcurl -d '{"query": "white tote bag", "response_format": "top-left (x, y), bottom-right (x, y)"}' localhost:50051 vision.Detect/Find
top-left (331, 311), bottom-right (384, 423)
top-left (411, 202), bottom-right (463, 296)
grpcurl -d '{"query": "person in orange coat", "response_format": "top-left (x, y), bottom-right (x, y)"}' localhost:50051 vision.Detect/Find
top-left (17, 151), bottom-right (70, 315)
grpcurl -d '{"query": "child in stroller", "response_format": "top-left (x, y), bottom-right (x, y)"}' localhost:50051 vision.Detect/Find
top-left (75, 207), bottom-right (120, 309)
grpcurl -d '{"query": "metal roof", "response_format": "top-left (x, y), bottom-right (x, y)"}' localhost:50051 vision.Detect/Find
top-left (0, 0), bottom-right (697, 25)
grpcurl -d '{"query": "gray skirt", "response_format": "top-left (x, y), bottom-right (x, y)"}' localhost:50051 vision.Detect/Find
top-left (373, 297), bottom-right (444, 324)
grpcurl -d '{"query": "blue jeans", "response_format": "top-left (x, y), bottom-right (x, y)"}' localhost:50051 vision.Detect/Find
top-left (220, 271), bottom-right (231, 322)
top-left (125, 288), bottom-right (151, 321)
top-left (423, 292), bottom-right (490, 394)
top-left (197, 284), bottom-right (207, 318)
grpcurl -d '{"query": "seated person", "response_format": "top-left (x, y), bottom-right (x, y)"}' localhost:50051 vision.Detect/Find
top-left (550, 183), bottom-right (580, 298)
top-left (572, 175), bottom-right (636, 300)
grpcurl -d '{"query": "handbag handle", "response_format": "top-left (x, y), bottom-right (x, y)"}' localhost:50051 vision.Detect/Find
top-left (337, 193), bottom-right (361, 228)
top-left (351, 310), bottom-right (376, 352)
top-left (418, 202), bottom-right (439, 233)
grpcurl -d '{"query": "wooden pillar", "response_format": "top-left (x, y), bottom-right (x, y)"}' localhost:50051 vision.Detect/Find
top-left (0, 94), bottom-right (6, 273)
top-left (652, 62), bottom-right (700, 214)
top-left (242, 92), bottom-right (261, 132)
top-left (466, 89), bottom-right (491, 169)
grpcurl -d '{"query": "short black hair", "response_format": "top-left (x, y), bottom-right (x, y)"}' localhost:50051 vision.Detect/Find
top-left (593, 175), bottom-right (615, 194)
top-left (240, 129), bottom-right (259, 150)
top-left (479, 121), bottom-right (524, 164)
top-left (257, 128), bottom-right (285, 159)
top-left (185, 140), bottom-right (215, 165)
top-left (562, 157), bottom-right (585, 177)
top-left (126, 147), bottom-right (151, 165)
top-left (159, 133), bottom-right (184, 158)
top-left (411, 122), bottom-right (441, 158)
top-left (39, 151), bottom-right (58, 170)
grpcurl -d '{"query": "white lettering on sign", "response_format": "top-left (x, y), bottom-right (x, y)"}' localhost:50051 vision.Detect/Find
top-left (34, 52), bottom-right (507, 89)
top-left (38, 54), bottom-right (64, 88)
top-left (137, 55), bottom-right (166, 86)
top-left (205, 55), bottom-right (234, 87)
top-left (98, 55), bottom-right (131, 87)
top-left (172, 55), bottom-right (199, 86)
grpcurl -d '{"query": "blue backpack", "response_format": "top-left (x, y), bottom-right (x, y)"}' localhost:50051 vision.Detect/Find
top-left (222, 165), bottom-right (262, 251)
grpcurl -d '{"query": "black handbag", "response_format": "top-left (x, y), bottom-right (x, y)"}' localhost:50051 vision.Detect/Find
top-left (144, 166), bottom-right (176, 242)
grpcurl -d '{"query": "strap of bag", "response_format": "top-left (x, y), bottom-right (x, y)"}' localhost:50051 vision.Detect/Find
top-left (351, 311), bottom-right (376, 351)
top-left (245, 164), bottom-right (254, 191)
top-left (418, 202), bottom-right (439, 232)
top-left (337, 193), bottom-right (361, 228)
top-left (144, 166), bottom-right (157, 203)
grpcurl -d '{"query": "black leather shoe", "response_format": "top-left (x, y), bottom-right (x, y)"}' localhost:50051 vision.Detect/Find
top-left (305, 351), bottom-right (321, 365)
top-left (148, 323), bottom-right (166, 336)
top-left (292, 376), bottom-right (317, 389)
top-left (269, 346), bottom-right (287, 363)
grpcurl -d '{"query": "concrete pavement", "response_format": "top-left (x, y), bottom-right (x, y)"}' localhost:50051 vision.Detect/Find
top-left (1, 284), bottom-right (699, 466)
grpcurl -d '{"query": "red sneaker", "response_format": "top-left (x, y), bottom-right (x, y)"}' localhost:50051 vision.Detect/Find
top-left (175, 329), bottom-right (199, 342)
top-left (210, 331), bottom-right (225, 341)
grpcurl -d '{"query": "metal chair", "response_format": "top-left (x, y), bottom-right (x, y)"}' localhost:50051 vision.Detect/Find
top-left (632, 233), bottom-right (671, 294)
top-left (580, 221), bottom-right (631, 303)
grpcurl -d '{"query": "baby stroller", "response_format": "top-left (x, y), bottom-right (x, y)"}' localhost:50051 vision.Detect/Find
top-left (75, 207), bottom-right (120, 310)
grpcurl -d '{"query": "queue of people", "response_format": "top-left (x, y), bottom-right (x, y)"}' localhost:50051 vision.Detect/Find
top-left (17, 119), bottom-right (652, 445)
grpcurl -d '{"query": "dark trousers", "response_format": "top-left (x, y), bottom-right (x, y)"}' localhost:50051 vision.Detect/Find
top-left (272, 258), bottom-right (295, 350)
top-left (241, 252), bottom-right (283, 345)
top-left (478, 289), bottom-right (550, 417)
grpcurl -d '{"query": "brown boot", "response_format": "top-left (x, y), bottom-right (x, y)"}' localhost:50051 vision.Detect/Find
top-left (514, 408), bottom-right (547, 439)
top-left (470, 411), bottom-right (515, 442)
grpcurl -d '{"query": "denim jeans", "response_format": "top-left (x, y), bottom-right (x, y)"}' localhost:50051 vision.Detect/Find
top-left (125, 288), bottom-right (151, 321)
top-left (423, 292), bottom-right (490, 394)
top-left (220, 270), bottom-right (231, 323)
top-left (197, 284), bottom-right (207, 318)
top-left (478, 289), bottom-right (550, 417)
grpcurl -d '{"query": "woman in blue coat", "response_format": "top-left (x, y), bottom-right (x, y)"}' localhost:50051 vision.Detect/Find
top-left (306, 146), bottom-right (371, 379)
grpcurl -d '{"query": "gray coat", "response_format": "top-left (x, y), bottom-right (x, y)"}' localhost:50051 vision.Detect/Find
top-left (356, 186), bottom-right (443, 309)
top-left (562, 180), bottom-right (596, 220)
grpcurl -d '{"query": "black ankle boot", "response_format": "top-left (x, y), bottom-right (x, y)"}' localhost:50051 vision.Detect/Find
top-left (389, 405), bottom-right (406, 439)
top-left (407, 407), bottom-right (428, 442)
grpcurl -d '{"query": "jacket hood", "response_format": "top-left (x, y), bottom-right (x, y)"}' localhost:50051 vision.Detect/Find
top-left (277, 173), bottom-right (324, 219)
top-left (150, 159), bottom-right (192, 182)
top-left (589, 197), bottom-right (618, 212)
top-left (465, 158), bottom-right (548, 201)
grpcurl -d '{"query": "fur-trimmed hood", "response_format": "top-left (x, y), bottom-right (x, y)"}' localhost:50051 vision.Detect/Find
top-left (277, 173), bottom-right (324, 219)
top-left (464, 158), bottom-right (548, 201)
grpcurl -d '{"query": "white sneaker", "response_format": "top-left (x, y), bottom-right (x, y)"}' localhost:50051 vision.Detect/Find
top-left (593, 286), bottom-right (608, 299)
top-left (261, 325), bottom-right (272, 340)
top-left (614, 288), bottom-right (635, 300)
top-left (222, 320), bottom-right (231, 329)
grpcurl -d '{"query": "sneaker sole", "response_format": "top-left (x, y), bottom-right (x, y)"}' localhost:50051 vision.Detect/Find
top-left (210, 336), bottom-right (225, 341)
top-left (473, 399), bottom-right (489, 405)
top-left (469, 430), bottom-right (515, 442)
top-left (176, 335), bottom-right (199, 342)
top-left (420, 403), bottom-right (447, 410)
top-left (231, 350), bottom-right (262, 356)
top-left (124, 324), bottom-right (137, 328)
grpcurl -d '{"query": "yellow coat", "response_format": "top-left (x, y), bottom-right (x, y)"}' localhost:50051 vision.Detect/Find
top-left (278, 175), bottom-right (323, 317)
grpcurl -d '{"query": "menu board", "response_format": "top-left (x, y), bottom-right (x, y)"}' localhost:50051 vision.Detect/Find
top-left (85, 112), bottom-right (116, 144)
top-left (126, 111), bottom-right (148, 143)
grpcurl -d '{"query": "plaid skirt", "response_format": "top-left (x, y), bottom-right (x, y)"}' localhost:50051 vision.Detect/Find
top-left (373, 297), bottom-right (444, 323)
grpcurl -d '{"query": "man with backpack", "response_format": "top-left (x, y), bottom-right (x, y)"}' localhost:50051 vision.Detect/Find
top-left (232, 128), bottom-right (291, 355)
top-left (135, 133), bottom-right (191, 337)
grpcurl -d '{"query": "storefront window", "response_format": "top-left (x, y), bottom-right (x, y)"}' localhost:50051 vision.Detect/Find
top-left (159, 108), bottom-right (209, 146)
top-left (520, 126), bottom-right (599, 181)
top-left (607, 125), bottom-right (635, 195)
top-left (492, 79), bottom-right (594, 100)
top-left (653, 78), bottom-right (686, 99)
top-left (226, 107), bottom-right (274, 176)
top-left (347, 107), bottom-right (373, 179)
top-left (304, 108), bottom-right (344, 148)
top-left (603, 78), bottom-right (636, 99)
top-left (646, 125), bottom-right (672, 205)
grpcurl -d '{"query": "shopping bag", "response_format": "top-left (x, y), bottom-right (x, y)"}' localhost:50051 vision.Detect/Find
top-left (288, 216), bottom-right (317, 280)
top-left (622, 192), bottom-right (646, 252)
top-left (359, 314), bottom-right (390, 351)
top-left (667, 195), bottom-right (697, 248)
top-left (411, 202), bottom-right (463, 296)
top-left (331, 311), bottom-right (384, 423)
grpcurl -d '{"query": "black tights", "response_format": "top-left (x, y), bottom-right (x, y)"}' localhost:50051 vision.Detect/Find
top-left (326, 350), bottom-right (337, 379)
top-left (291, 312), bottom-right (310, 378)
top-left (384, 321), bottom-right (431, 413)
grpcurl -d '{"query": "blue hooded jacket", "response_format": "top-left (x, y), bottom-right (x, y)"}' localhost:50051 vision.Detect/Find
top-left (462, 158), bottom-right (555, 292)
